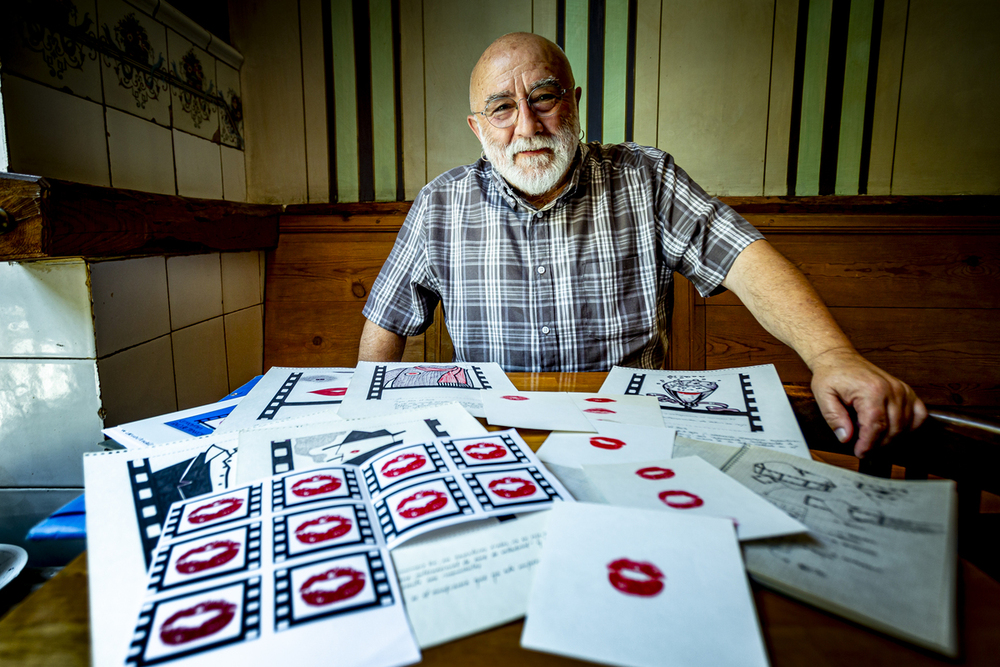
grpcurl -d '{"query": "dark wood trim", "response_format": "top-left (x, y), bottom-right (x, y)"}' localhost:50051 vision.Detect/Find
top-left (0, 173), bottom-right (281, 260)
top-left (279, 214), bottom-right (407, 234)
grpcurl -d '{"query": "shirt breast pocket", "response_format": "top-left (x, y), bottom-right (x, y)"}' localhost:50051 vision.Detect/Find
top-left (578, 255), bottom-right (654, 342)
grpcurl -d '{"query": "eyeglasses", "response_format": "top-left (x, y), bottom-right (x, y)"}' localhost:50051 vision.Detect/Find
top-left (473, 85), bottom-right (566, 128)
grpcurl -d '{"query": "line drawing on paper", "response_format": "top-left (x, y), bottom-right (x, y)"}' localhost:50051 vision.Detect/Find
top-left (368, 365), bottom-right (492, 400)
top-left (258, 371), bottom-right (349, 421)
top-left (626, 372), bottom-right (762, 432)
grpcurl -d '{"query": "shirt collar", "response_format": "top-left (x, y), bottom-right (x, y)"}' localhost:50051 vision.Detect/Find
top-left (486, 143), bottom-right (588, 212)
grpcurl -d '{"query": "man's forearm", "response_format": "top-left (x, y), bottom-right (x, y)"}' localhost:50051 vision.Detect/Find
top-left (358, 318), bottom-right (407, 362)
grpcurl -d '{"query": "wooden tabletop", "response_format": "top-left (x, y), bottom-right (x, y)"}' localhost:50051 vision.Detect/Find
top-left (2, 372), bottom-right (999, 666)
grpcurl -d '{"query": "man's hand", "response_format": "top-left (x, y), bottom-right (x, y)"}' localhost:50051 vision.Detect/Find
top-left (808, 347), bottom-right (928, 458)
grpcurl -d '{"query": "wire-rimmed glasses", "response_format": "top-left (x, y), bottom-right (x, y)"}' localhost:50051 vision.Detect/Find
top-left (473, 85), bottom-right (566, 128)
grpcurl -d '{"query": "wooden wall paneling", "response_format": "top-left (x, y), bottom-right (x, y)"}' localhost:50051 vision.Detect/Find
top-left (763, 0), bottom-right (800, 196)
top-left (834, 0), bottom-right (876, 195)
top-left (866, 0), bottom-right (908, 195)
top-left (631, 0), bottom-right (662, 148)
top-left (794, 0), bottom-right (833, 196)
top-left (299, 0), bottom-right (331, 203)
top-left (399, 0), bottom-right (427, 199)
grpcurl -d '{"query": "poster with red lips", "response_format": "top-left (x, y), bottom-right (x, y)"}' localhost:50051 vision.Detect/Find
top-left (159, 525), bottom-right (253, 590)
top-left (141, 582), bottom-right (249, 663)
top-left (177, 487), bottom-right (255, 535)
top-left (471, 468), bottom-right (553, 508)
top-left (446, 433), bottom-right (524, 467)
top-left (367, 443), bottom-right (445, 493)
top-left (283, 505), bottom-right (366, 558)
top-left (379, 477), bottom-right (466, 538)
top-left (280, 468), bottom-right (356, 509)
top-left (288, 552), bottom-right (379, 623)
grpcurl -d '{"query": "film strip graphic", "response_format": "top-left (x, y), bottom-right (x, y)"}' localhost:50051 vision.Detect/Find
top-left (363, 443), bottom-right (449, 495)
top-left (147, 523), bottom-right (262, 594)
top-left (162, 485), bottom-right (264, 541)
top-left (127, 577), bottom-right (262, 666)
top-left (258, 372), bottom-right (344, 421)
top-left (624, 373), bottom-right (646, 395)
top-left (272, 503), bottom-right (375, 562)
top-left (375, 477), bottom-right (472, 541)
top-left (271, 439), bottom-right (293, 475)
top-left (128, 458), bottom-right (167, 569)
top-left (441, 433), bottom-right (530, 469)
top-left (465, 467), bottom-right (563, 511)
top-left (273, 550), bottom-right (394, 630)
top-left (627, 372), bottom-right (762, 431)
top-left (367, 364), bottom-right (492, 400)
top-left (740, 373), bottom-right (763, 432)
top-left (367, 365), bottom-right (387, 400)
top-left (472, 365), bottom-right (492, 388)
top-left (271, 468), bottom-right (363, 512)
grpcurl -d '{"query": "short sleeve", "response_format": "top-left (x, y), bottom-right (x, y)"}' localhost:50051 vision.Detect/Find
top-left (654, 154), bottom-right (764, 298)
top-left (362, 192), bottom-right (441, 337)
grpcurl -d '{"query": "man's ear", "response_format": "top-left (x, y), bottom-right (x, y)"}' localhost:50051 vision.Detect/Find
top-left (575, 87), bottom-right (582, 105)
top-left (467, 115), bottom-right (482, 141)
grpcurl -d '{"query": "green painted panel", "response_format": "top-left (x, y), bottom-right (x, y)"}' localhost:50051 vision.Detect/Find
top-left (370, 0), bottom-right (397, 201)
top-left (564, 0), bottom-right (589, 134)
top-left (795, 0), bottom-right (833, 195)
top-left (835, 0), bottom-right (874, 194)
top-left (331, 0), bottom-right (359, 202)
top-left (603, 0), bottom-right (629, 143)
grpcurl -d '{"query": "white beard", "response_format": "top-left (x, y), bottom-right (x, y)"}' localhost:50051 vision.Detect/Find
top-left (478, 115), bottom-right (580, 197)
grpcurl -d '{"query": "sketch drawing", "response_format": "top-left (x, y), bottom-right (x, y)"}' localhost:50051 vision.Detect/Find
top-left (627, 372), bottom-right (762, 432)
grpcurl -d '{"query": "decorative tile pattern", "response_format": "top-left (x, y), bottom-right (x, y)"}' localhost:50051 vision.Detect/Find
top-left (166, 29), bottom-right (218, 140)
top-left (216, 61), bottom-right (243, 148)
top-left (166, 253), bottom-right (223, 329)
top-left (98, 0), bottom-right (170, 124)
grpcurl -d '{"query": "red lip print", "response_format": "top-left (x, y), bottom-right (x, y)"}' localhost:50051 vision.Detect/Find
top-left (585, 397), bottom-right (617, 403)
top-left (397, 490), bottom-right (448, 518)
top-left (300, 567), bottom-right (366, 606)
top-left (291, 474), bottom-right (342, 497)
top-left (502, 395), bottom-right (528, 401)
top-left (188, 498), bottom-right (244, 524)
top-left (160, 599), bottom-right (236, 645)
top-left (381, 453), bottom-right (426, 478)
top-left (488, 476), bottom-right (536, 498)
top-left (175, 540), bottom-right (240, 574)
top-left (607, 558), bottom-right (665, 597)
top-left (636, 466), bottom-right (675, 480)
top-left (583, 408), bottom-right (617, 414)
top-left (295, 514), bottom-right (353, 544)
top-left (589, 436), bottom-right (626, 450)
top-left (658, 490), bottom-right (704, 509)
top-left (309, 387), bottom-right (347, 396)
top-left (463, 442), bottom-right (507, 460)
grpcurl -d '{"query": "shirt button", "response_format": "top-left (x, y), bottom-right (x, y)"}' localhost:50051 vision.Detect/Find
top-left (542, 326), bottom-right (550, 334)
top-left (536, 212), bottom-right (543, 218)
top-left (537, 266), bottom-right (546, 274)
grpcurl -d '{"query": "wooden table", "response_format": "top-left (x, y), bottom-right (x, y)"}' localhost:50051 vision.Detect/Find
top-left (2, 372), bottom-right (999, 666)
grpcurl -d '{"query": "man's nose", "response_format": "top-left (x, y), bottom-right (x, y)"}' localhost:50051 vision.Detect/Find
top-left (513, 97), bottom-right (543, 136)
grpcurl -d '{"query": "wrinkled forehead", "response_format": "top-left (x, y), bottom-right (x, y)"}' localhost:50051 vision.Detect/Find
top-left (470, 39), bottom-right (573, 108)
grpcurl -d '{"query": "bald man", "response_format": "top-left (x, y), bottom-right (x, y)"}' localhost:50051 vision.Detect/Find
top-left (360, 33), bottom-right (926, 456)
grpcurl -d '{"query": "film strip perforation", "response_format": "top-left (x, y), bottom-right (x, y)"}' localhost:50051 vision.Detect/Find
top-left (465, 467), bottom-right (562, 511)
top-left (740, 373), bottom-right (763, 432)
top-left (446, 478), bottom-right (473, 514)
top-left (271, 439), bottom-right (293, 475)
top-left (271, 478), bottom-right (285, 512)
top-left (261, 372), bottom-right (302, 420)
top-left (367, 365), bottom-right (387, 400)
top-left (472, 365), bottom-right (491, 389)
top-left (626, 373), bottom-right (646, 395)
top-left (128, 458), bottom-right (164, 569)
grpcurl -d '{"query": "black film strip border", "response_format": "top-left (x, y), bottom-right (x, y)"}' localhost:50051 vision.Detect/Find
top-left (272, 503), bottom-right (375, 562)
top-left (375, 477), bottom-right (471, 542)
top-left (146, 523), bottom-right (262, 594)
top-left (740, 373), bottom-right (763, 432)
top-left (260, 373), bottom-right (302, 420)
top-left (271, 439), bottom-right (294, 475)
top-left (367, 365), bottom-right (387, 400)
top-left (164, 485), bottom-right (263, 540)
top-left (271, 469), bottom-right (363, 513)
top-left (465, 467), bottom-right (562, 511)
top-left (472, 365), bottom-right (491, 389)
top-left (363, 443), bottom-right (449, 495)
top-left (625, 372), bottom-right (646, 395)
top-left (442, 433), bottom-right (529, 469)
top-left (128, 458), bottom-right (164, 569)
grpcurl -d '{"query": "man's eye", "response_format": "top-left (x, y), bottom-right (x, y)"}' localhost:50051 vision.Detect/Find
top-left (532, 94), bottom-right (558, 103)
top-left (488, 101), bottom-right (516, 115)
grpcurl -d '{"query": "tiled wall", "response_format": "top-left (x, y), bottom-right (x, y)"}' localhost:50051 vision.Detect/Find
top-left (0, 0), bottom-right (246, 200)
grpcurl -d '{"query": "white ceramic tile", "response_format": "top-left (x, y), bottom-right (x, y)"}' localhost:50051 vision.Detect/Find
top-left (173, 129), bottom-right (223, 198)
top-left (98, 0), bottom-right (171, 125)
top-left (1, 74), bottom-right (110, 186)
top-left (216, 61), bottom-right (243, 148)
top-left (106, 107), bottom-right (176, 194)
top-left (90, 256), bottom-right (170, 357)
top-left (0, 489), bottom-right (87, 567)
top-left (0, 358), bottom-right (104, 487)
top-left (0, 259), bottom-right (96, 358)
top-left (221, 144), bottom-right (247, 201)
top-left (172, 317), bottom-right (229, 409)
top-left (166, 253), bottom-right (223, 329)
top-left (96, 335), bottom-right (176, 426)
top-left (1, 0), bottom-right (103, 102)
top-left (167, 29), bottom-right (219, 140)
top-left (224, 305), bottom-right (263, 391)
top-left (221, 251), bottom-right (261, 313)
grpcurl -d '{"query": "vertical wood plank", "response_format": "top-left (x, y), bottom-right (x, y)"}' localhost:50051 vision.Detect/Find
top-left (300, 0), bottom-right (330, 203)
top-left (564, 0), bottom-right (590, 132)
top-left (834, 0), bottom-right (875, 194)
top-left (370, 0), bottom-right (397, 201)
top-left (400, 0), bottom-right (427, 198)
top-left (764, 0), bottom-right (799, 195)
top-left (866, 0), bottom-right (907, 195)
top-left (331, 0), bottom-right (360, 202)
top-left (631, 0), bottom-right (661, 148)
top-left (602, 0), bottom-right (629, 144)
top-left (795, 0), bottom-right (833, 196)
top-left (533, 0), bottom-right (559, 42)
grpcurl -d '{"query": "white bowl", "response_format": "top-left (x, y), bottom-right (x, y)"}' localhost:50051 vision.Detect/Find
top-left (0, 544), bottom-right (29, 590)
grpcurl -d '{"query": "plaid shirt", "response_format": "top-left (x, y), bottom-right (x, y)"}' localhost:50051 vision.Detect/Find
top-left (363, 142), bottom-right (763, 372)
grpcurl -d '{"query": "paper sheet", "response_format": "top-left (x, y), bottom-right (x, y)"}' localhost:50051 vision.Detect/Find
top-left (216, 367), bottom-right (354, 433)
top-left (581, 456), bottom-right (808, 541)
top-left (600, 364), bottom-right (810, 457)
top-left (123, 475), bottom-right (420, 667)
top-left (391, 511), bottom-right (550, 648)
top-left (568, 393), bottom-right (665, 428)
top-left (338, 362), bottom-right (517, 418)
top-left (482, 391), bottom-right (595, 431)
top-left (103, 398), bottom-right (242, 448)
top-left (235, 403), bottom-right (487, 484)
top-left (521, 503), bottom-right (769, 667)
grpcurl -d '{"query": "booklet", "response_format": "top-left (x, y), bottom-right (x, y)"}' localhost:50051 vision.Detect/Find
top-left (600, 364), bottom-right (810, 457)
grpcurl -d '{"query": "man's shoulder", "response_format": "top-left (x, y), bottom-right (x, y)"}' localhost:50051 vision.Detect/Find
top-left (584, 141), bottom-right (672, 171)
top-left (420, 159), bottom-right (490, 197)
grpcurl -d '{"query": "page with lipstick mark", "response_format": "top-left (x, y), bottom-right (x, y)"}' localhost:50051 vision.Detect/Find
top-left (104, 397), bottom-right (243, 449)
top-left (581, 456), bottom-right (808, 541)
top-left (215, 367), bottom-right (355, 434)
top-left (338, 361), bottom-right (518, 419)
top-left (235, 403), bottom-right (488, 484)
top-left (522, 502), bottom-right (769, 667)
top-left (121, 467), bottom-right (421, 667)
top-left (600, 364), bottom-right (810, 457)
